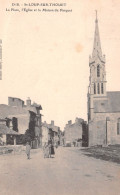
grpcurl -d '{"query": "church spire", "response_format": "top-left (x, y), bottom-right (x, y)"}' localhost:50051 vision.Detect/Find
top-left (92, 10), bottom-right (102, 58)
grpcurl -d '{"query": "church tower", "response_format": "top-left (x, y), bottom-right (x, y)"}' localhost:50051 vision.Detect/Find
top-left (88, 11), bottom-right (107, 121)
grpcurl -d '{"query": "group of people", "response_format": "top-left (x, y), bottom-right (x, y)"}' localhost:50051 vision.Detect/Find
top-left (43, 138), bottom-right (55, 158)
top-left (25, 138), bottom-right (55, 160)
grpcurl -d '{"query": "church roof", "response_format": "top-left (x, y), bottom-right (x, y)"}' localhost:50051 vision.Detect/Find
top-left (94, 91), bottom-right (120, 113)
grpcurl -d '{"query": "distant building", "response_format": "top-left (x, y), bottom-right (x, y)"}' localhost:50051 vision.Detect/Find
top-left (42, 121), bottom-right (54, 146)
top-left (0, 97), bottom-right (42, 147)
top-left (48, 120), bottom-right (60, 145)
top-left (88, 13), bottom-right (120, 146)
top-left (64, 118), bottom-right (88, 146)
top-left (42, 120), bottom-right (62, 146)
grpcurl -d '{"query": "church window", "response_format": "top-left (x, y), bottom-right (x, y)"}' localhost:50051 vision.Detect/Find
top-left (94, 83), bottom-right (96, 94)
top-left (97, 65), bottom-right (100, 77)
top-left (101, 83), bottom-right (104, 94)
top-left (97, 83), bottom-right (100, 94)
top-left (117, 118), bottom-right (120, 135)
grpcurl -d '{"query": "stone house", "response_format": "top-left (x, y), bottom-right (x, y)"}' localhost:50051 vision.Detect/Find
top-left (42, 121), bottom-right (54, 146)
top-left (58, 129), bottom-right (64, 146)
top-left (0, 97), bottom-right (42, 147)
top-left (48, 121), bottom-right (60, 145)
top-left (42, 120), bottom-right (61, 146)
top-left (64, 118), bottom-right (86, 146)
top-left (88, 13), bottom-right (120, 146)
top-left (0, 118), bottom-right (19, 145)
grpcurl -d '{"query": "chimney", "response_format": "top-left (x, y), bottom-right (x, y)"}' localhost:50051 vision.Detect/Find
top-left (26, 97), bottom-right (31, 106)
top-left (75, 117), bottom-right (83, 124)
top-left (51, 120), bottom-right (54, 126)
top-left (68, 120), bottom-right (72, 125)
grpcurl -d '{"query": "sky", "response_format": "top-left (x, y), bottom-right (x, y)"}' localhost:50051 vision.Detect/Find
top-left (0, 0), bottom-right (120, 130)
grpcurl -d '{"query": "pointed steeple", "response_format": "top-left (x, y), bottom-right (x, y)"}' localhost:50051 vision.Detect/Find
top-left (92, 10), bottom-right (102, 58)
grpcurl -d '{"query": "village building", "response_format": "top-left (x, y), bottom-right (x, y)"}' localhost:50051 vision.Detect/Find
top-left (88, 12), bottom-right (120, 146)
top-left (48, 121), bottom-right (60, 145)
top-left (58, 129), bottom-right (64, 146)
top-left (0, 118), bottom-right (19, 145)
top-left (64, 118), bottom-right (88, 147)
top-left (42, 121), bottom-right (54, 146)
top-left (42, 120), bottom-right (62, 147)
top-left (0, 97), bottom-right (42, 148)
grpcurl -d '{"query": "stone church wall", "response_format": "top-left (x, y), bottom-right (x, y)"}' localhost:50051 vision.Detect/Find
top-left (89, 112), bottom-right (120, 146)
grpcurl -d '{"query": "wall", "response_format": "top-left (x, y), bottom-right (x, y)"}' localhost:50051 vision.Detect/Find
top-left (64, 123), bottom-right (82, 144)
top-left (9, 113), bottom-right (30, 134)
top-left (89, 112), bottom-right (120, 146)
top-left (42, 126), bottom-right (49, 146)
top-left (8, 97), bottom-right (24, 107)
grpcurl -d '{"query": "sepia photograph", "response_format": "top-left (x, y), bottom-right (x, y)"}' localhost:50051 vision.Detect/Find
top-left (0, 0), bottom-right (120, 195)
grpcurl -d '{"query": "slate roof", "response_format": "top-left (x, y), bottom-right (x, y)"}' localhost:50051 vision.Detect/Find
top-left (94, 91), bottom-right (120, 113)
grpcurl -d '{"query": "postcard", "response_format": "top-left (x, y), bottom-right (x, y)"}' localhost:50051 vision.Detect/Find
top-left (0, 0), bottom-right (120, 195)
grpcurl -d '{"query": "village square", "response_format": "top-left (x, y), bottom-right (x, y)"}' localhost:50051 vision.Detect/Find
top-left (0, 11), bottom-right (120, 195)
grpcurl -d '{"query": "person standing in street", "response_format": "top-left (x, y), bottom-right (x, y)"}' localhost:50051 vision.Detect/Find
top-left (48, 138), bottom-right (55, 158)
top-left (43, 142), bottom-right (49, 158)
top-left (26, 142), bottom-right (31, 159)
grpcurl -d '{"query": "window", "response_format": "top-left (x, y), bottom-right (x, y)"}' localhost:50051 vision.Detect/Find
top-left (97, 83), bottom-right (100, 94)
top-left (101, 83), bottom-right (104, 94)
top-left (97, 65), bottom-right (100, 77)
top-left (94, 83), bottom-right (96, 94)
top-left (117, 118), bottom-right (120, 135)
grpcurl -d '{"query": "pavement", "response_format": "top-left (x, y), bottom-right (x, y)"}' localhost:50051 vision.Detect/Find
top-left (0, 147), bottom-right (120, 195)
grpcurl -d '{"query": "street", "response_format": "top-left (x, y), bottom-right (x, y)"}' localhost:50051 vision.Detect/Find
top-left (0, 147), bottom-right (120, 195)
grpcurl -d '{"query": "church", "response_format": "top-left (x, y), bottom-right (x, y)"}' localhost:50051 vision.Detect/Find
top-left (88, 12), bottom-right (120, 146)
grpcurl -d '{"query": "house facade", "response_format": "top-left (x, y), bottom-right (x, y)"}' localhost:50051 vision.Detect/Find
top-left (42, 120), bottom-right (61, 147)
top-left (0, 118), bottom-right (19, 145)
top-left (88, 12), bottom-right (120, 146)
top-left (42, 121), bottom-right (54, 146)
top-left (0, 97), bottom-right (42, 147)
top-left (64, 118), bottom-right (87, 146)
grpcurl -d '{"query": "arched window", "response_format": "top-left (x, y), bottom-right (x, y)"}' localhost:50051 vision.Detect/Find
top-left (94, 83), bottom-right (96, 94)
top-left (101, 83), bottom-right (104, 94)
top-left (117, 118), bottom-right (120, 135)
top-left (97, 83), bottom-right (100, 94)
top-left (97, 65), bottom-right (100, 77)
